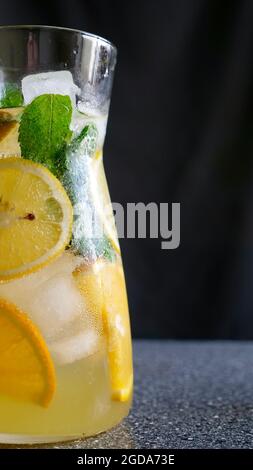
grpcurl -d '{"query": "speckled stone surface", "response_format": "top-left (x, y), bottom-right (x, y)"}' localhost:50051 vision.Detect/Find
top-left (2, 340), bottom-right (253, 449)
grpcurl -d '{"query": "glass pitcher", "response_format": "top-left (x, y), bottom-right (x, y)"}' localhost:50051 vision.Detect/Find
top-left (0, 25), bottom-right (133, 444)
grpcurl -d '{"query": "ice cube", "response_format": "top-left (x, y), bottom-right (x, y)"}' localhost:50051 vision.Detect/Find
top-left (74, 103), bottom-right (108, 150)
top-left (49, 329), bottom-right (100, 365)
top-left (0, 252), bottom-right (83, 305)
top-left (0, 252), bottom-right (85, 340)
top-left (28, 273), bottom-right (85, 340)
top-left (0, 270), bottom-right (41, 308)
top-left (0, 251), bottom-right (104, 364)
top-left (22, 71), bottom-right (80, 105)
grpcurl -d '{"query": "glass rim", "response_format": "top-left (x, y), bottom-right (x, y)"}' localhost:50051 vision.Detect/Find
top-left (0, 24), bottom-right (117, 54)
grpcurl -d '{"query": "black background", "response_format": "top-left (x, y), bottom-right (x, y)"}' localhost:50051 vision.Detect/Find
top-left (2, 0), bottom-right (253, 339)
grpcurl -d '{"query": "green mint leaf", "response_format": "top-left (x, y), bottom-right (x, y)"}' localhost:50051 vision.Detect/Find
top-left (70, 123), bottom-right (98, 155)
top-left (95, 236), bottom-right (116, 262)
top-left (18, 94), bottom-right (72, 176)
top-left (61, 123), bottom-right (114, 261)
top-left (0, 83), bottom-right (24, 108)
top-left (70, 235), bottom-right (116, 262)
top-left (70, 125), bottom-right (90, 152)
top-left (61, 124), bottom-right (98, 207)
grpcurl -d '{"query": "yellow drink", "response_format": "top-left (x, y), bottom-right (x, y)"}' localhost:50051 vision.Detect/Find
top-left (0, 350), bottom-right (132, 443)
top-left (0, 26), bottom-right (133, 443)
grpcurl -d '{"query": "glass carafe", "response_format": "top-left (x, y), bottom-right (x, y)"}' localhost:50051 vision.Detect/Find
top-left (0, 25), bottom-right (133, 444)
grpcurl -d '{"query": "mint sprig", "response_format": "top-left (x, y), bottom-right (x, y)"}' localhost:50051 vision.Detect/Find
top-left (63, 124), bottom-right (115, 261)
top-left (70, 123), bottom-right (97, 154)
top-left (95, 236), bottom-right (116, 262)
top-left (0, 83), bottom-right (24, 108)
top-left (62, 123), bottom-right (98, 204)
top-left (69, 234), bottom-right (115, 263)
top-left (18, 94), bottom-right (72, 176)
top-left (18, 93), bottom-right (115, 262)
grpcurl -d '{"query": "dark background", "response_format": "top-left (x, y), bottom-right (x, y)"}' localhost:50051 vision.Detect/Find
top-left (2, 0), bottom-right (253, 339)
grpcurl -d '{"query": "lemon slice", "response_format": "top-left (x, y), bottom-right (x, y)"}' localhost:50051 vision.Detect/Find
top-left (73, 262), bottom-right (103, 326)
top-left (74, 260), bottom-right (133, 401)
top-left (0, 157), bottom-right (73, 280)
top-left (0, 108), bottom-right (23, 121)
top-left (101, 262), bottom-right (133, 401)
top-left (0, 121), bottom-right (20, 156)
top-left (90, 152), bottom-right (120, 254)
top-left (0, 298), bottom-right (56, 406)
top-left (0, 108), bottom-right (23, 156)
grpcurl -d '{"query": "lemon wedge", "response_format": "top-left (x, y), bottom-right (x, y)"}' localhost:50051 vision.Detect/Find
top-left (101, 262), bottom-right (133, 402)
top-left (74, 260), bottom-right (133, 402)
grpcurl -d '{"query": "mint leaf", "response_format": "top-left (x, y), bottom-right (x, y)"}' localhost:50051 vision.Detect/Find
top-left (0, 83), bottom-right (24, 108)
top-left (61, 124), bottom-right (98, 205)
top-left (70, 123), bottom-right (98, 155)
top-left (18, 94), bottom-right (72, 176)
top-left (62, 124), bottom-right (115, 261)
top-left (95, 236), bottom-right (116, 262)
top-left (70, 235), bottom-right (116, 262)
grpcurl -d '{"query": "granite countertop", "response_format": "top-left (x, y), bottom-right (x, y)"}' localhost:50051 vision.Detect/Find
top-left (3, 340), bottom-right (253, 449)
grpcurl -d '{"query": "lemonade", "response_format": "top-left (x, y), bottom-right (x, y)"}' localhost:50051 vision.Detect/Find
top-left (0, 27), bottom-right (133, 443)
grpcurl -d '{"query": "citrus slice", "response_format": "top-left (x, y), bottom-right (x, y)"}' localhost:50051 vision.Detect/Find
top-left (0, 121), bottom-right (20, 155)
top-left (89, 152), bottom-right (120, 255)
top-left (73, 262), bottom-right (103, 325)
top-left (0, 108), bottom-right (24, 121)
top-left (74, 260), bottom-right (133, 402)
top-left (101, 262), bottom-right (133, 402)
top-left (0, 157), bottom-right (73, 280)
top-left (0, 298), bottom-right (56, 406)
top-left (0, 108), bottom-right (23, 156)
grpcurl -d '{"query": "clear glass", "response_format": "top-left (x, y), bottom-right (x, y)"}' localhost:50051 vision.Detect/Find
top-left (0, 26), bottom-right (133, 443)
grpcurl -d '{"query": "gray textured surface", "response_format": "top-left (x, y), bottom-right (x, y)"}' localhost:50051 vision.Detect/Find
top-left (3, 340), bottom-right (253, 449)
